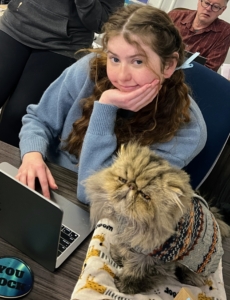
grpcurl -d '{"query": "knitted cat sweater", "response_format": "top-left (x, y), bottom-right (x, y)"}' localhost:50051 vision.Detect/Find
top-left (149, 196), bottom-right (223, 276)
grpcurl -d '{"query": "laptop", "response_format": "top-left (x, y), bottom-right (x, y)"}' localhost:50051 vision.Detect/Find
top-left (0, 162), bottom-right (92, 272)
top-left (185, 50), bottom-right (207, 65)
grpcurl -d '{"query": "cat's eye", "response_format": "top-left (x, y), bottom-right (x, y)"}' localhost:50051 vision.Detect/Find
top-left (140, 191), bottom-right (151, 201)
top-left (118, 177), bottom-right (127, 184)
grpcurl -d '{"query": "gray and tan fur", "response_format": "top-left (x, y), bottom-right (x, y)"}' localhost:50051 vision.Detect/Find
top-left (84, 142), bottom-right (230, 294)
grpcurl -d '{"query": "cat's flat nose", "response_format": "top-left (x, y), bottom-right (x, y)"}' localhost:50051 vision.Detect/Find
top-left (128, 182), bottom-right (136, 190)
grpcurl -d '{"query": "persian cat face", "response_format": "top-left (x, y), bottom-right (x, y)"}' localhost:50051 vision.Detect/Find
top-left (85, 142), bottom-right (193, 232)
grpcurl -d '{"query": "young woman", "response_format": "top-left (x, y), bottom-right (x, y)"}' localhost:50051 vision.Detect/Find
top-left (16, 4), bottom-right (207, 204)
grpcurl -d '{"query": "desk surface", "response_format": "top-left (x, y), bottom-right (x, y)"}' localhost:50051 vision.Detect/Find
top-left (0, 141), bottom-right (91, 300)
top-left (0, 141), bottom-right (230, 299)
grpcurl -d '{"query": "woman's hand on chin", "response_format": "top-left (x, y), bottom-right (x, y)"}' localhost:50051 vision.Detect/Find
top-left (99, 79), bottom-right (160, 111)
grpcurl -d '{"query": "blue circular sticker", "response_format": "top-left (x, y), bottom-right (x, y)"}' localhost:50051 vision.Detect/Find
top-left (0, 257), bottom-right (33, 298)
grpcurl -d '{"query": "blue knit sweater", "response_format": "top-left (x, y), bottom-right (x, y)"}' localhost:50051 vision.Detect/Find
top-left (19, 53), bottom-right (207, 204)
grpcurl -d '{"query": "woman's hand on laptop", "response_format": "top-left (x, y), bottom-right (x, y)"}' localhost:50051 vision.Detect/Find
top-left (16, 152), bottom-right (58, 199)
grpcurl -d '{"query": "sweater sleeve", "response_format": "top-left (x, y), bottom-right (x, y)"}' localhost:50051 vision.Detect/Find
top-left (77, 101), bottom-right (119, 203)
top-left (75, 0), bottom-right (124, 33)
top-left (19, 54), bottom-right (93, 160)
top-left (151, 97), bottom-right (207, 168)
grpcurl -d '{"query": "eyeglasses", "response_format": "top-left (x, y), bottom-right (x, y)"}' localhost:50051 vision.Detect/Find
top-left (200, 0), bottom-right (225, 12)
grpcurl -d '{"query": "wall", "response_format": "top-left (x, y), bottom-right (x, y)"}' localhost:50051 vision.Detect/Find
top-left (148, 0), bottom-right (230, 65)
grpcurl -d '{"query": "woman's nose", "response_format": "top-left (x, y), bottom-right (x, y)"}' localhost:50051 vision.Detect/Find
top-left (118, 64), bottom-right (131, 81)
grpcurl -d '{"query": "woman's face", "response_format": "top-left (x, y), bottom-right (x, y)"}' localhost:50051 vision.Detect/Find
top-left (106, 35), bottom-right (164, 93)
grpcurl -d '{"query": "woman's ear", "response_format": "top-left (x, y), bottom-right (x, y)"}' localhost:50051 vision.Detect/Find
top-left (163, 52), bottom-right (179, 79)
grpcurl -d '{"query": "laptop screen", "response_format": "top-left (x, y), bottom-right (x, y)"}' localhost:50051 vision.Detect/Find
top-left (0, 171), bottom-right (63, 271)
top-left (185, 50), bottom-right (207, 65)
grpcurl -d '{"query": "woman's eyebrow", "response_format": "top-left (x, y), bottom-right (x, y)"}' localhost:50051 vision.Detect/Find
top-left (107, 50), bottom-right (145, 58)
top-left (107, 50), bottom-right (117, 56)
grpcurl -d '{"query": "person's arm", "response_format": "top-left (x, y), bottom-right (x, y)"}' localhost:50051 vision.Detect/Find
top-left (17, 73), bottom-right (75, 198)
top-left (19, 73), bottom-right (76, 159)
top-left (151, 96), bottom-right (207, 168)
top-left (204, 35), bottom-right (230, 72)
top-left (19, 54), bottom-right (93, 159)
top-left (77, 101), bottom-right (118, 204)
top-left (18, 54), bottom-right (93, 198)
top-left (75, 0), bottom-right (124, 33)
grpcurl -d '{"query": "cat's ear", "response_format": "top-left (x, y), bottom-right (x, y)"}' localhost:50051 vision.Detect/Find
top-left (168, 186), bottom-right (184, 197)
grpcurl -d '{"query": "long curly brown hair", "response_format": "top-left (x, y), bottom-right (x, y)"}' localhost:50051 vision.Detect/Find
top-left (64, 4), bottom-right (191, 158)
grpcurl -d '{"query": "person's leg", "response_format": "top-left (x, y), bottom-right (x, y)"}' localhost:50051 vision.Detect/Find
top-left (0, 30), bottom-right (32, 107)
top-left (0, 50), bottom-right (76, 147)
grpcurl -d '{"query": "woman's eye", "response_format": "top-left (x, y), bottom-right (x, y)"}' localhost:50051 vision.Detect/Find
top-left (135, 60), bottom-right (143, 65)
top-left (140, 191), bottom-right (151, 201)
top-left (118, 177), bottom-right (127, 184)
top-left (110, 57), bottom-right (119, 63)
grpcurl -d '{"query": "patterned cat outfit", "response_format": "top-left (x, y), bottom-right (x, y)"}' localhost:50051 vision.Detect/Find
top-left (148, 196), bottom-right (223, 276)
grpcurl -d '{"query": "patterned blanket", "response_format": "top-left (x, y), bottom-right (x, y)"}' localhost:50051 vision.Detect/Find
top-left (71, 218), bottom-right (227, 300)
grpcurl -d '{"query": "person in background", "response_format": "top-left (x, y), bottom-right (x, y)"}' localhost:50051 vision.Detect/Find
top-left (16, 4), bottom-right (207, 204)
top-left (168, 0), bottom-right (230, 72)
top-left (0, 0), bottom-right (124, 147)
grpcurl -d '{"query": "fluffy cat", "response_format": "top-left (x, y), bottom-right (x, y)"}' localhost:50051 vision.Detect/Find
top-left (84, 142), bottom-right (230, 294)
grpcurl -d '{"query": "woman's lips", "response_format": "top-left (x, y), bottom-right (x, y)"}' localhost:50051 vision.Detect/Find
top-left (119, 85), bottom-right (139, 91)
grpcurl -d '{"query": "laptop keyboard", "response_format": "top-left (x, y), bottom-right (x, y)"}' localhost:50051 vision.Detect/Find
top-left (57, 225), bottom-right (79, 256)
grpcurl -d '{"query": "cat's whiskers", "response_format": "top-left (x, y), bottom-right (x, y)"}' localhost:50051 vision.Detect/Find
top-left (170, 193), bottom-right (184, 214)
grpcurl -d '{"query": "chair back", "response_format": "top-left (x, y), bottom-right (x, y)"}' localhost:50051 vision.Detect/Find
top-left (183, 62), bottom-right (230, 189)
